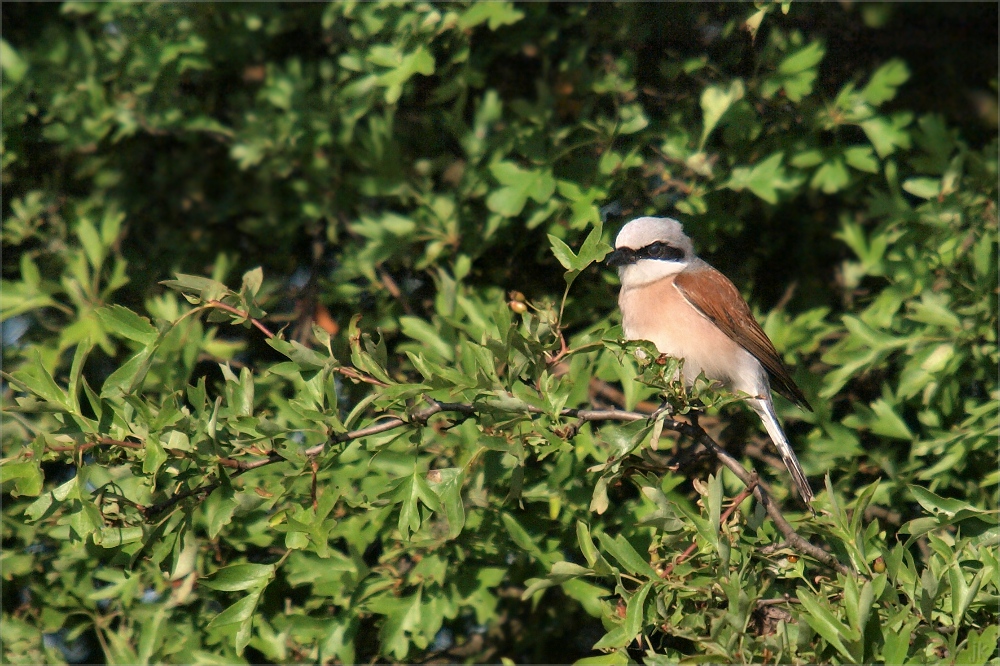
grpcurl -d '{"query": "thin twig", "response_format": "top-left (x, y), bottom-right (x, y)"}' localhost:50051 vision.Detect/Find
top-left (203, 300), bottom-right (391, 388)
top-left (378, 268), bottom-right (413, 315)
top-left (207, 300), bottom-right (275, 339)
top-left (40, 437), bottom-right (144, 454)
top-left (334, 366), bottom-right (391, 388)
top-left (756, 595), bottom-right (800, 607)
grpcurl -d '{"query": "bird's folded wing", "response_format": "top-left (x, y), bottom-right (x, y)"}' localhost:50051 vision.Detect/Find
top-left (673, 267), bottom-right (812, 410)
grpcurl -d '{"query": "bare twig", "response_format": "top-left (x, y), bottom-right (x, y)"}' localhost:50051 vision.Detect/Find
top-left (378, 268), bottom-right (413, 315)
top-left (207, 300), bottom-right (275, 339)
top-left (38, 437), bottom-right (144, 455)
top-left (334, 366), bottom-right (391, 388)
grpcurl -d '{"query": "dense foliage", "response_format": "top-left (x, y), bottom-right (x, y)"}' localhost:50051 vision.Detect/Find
top-left (2, 3), bottom-right (997, 663)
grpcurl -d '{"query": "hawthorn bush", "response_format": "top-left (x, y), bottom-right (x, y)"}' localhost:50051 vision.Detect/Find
top-left (2, 3), bottom-right (997, 664)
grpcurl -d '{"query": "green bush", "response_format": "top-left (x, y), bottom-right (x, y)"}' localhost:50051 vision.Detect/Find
top-left (2, 3), bottom-right (997, 663)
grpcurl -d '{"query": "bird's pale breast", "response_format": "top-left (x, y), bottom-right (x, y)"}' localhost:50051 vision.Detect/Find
top-left (618, 275), bottom-right (765, 395)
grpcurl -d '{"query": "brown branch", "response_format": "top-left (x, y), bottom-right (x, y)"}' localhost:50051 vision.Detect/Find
top-left (378, 268), bottom-right (413, 315)
top-left (216, 451), bottom-right (281, 471)
top-left (334, 366), bottom-right (391, 388)
top-left (143, 482), bottom-right (218, 520)
top-left (206, 299), bottom-right (275, 339)
top-left (42, 437), bottom-right (145, 454)
top-left (544, 331), bottom-right (570, 367)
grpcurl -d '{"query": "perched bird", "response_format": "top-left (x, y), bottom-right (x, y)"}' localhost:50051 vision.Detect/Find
top-left (606, 216), bottom-right (815, 504)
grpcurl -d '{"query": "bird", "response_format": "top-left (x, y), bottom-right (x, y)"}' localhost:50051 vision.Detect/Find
top-left (606, 216), bottom-right (815, 504)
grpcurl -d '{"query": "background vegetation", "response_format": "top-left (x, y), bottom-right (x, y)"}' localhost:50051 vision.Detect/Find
top-left (2, 2), bottom-right (997, 663)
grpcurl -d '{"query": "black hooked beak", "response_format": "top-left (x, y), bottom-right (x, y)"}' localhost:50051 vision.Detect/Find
top-left (605, 247), bottom-right (635, 268)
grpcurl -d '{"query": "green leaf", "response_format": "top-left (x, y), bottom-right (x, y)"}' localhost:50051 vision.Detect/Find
top-left (386, 468), bottom-right (441, 540)
top-left (624, 582), bottom-right (652, 638)
top-left (548, 234), bottom-right (577, 271)
top-left (593, 582), bottom-right (652, 649)
top-left (0, 39), bottom-right (27, 83)
top-left (206, 588), bottom-right (265, 655)
top-left (724, 152), bottom-right (801, 204)
top-left (486, 161), bottom-right (555, 217)
top-left (576, 521), bottom-right (612, 574)
top-left (861, 59), bottom-right (910, 106)
top-left (67, 340), bottom-right (92, 417)
top-left (1, 459), bottom-right (44, 497)
top-left (204, 483), bottom-right (238, 539)
top-left (6, 349), bottom-right (71, 410)
top-left (400, 316), bottom-right (454, 361)
top-left (549, 223), bottom-right (610, 287)
top-left (778, 41), bottom-right (826, 75)
top-left (501, 512), bottom-right (548, 563)
top-left (908, 485), bottom-right (982, 518)
top-left (201, 563), bottom-right (276, 592)
top-left (575, 652), bottom-right (630, 665)
top-left (77, 217), bottom-right (105, 270)
top-left (143, 437), bottom-right (168, 475)
top-left (368, 590), bottom-right (423, 660)
top-left (95, 305), bottom-right (159, 345)
top-left (240, 267), bottom-right (263, 298)
top-left (100, 347), bottom-right (155, 400)
top-left (950, 564), bottom-right (985, 628)
top-left (860, 112), bottom-right (913, 158)
top-left (160, 273), bottom-right (230, 304)
top-left (776, 41), bottom-right (825, 102)
top-left (595, 532), bottom-right (658, 578)
top-left (882, 618), bottom-right (920, 665)
top-left (843, 146), bottom-right (880, 173)
top-left (796, 588), bottom-right (858, 661)
top-left (953, 625), bottom-right (999, 665)
top-left (95, 526), bottom-right (144, 548)
top-left (577, 222), bottom-right (612, 267)
top-left (902, 177), bottom-right (940, 199)
top-left (811, 157), bottom-right (850, 193)
top-left (699, 79), bottom-right (744, 149)
top-left (426, 468), bottom-right (465, 539)
top-left (457, 2), bottom-right (524, 30)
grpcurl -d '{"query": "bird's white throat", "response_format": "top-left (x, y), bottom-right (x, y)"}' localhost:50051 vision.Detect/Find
top-left (618, 257), bottom-right (688, 286)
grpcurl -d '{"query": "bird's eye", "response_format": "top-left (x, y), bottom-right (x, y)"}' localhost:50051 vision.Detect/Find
top-left (642, 242), bottom-right (682, 261)
top-left (648, 242), bottom-right (668, 258)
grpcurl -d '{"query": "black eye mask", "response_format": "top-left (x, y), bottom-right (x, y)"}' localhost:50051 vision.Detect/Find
top-left (606, 241), bottom-right (685, 267)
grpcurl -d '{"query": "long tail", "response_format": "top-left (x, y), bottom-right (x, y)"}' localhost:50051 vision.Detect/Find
top-left (750, 397), bottom-right (815, 505)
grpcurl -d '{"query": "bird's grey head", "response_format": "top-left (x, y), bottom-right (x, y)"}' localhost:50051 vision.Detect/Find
top-left (606, 217), bottom-right (695, 286)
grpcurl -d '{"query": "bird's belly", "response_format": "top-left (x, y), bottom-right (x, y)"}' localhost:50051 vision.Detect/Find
top-left (619, 281), bottom-right (763, 394)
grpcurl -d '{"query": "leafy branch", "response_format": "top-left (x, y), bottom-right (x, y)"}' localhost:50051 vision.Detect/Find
top-left (124, 281), bottom-right (853, 575)
top-left (129, 391), bottom-right (852, 575)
